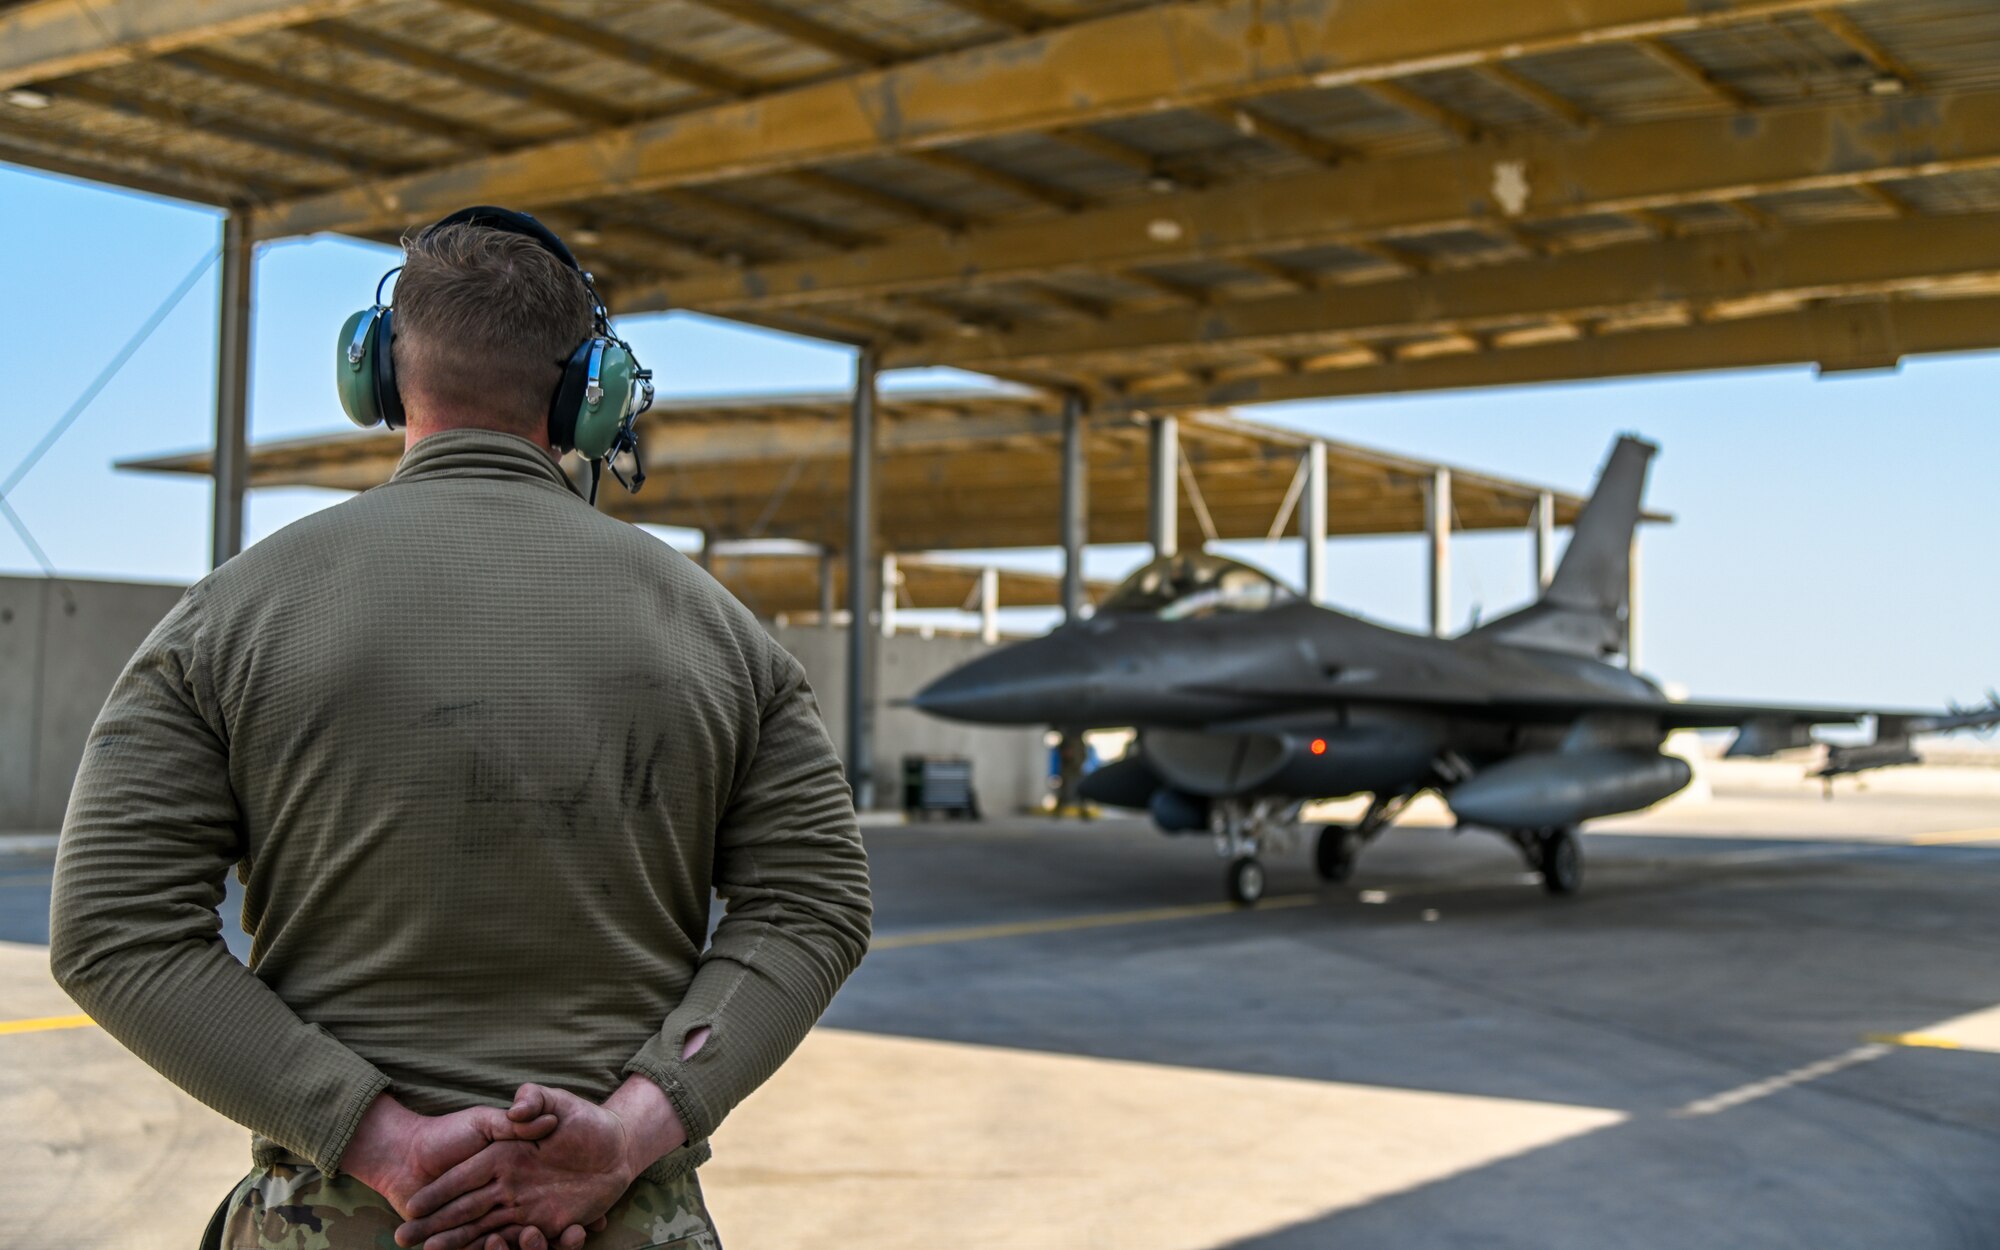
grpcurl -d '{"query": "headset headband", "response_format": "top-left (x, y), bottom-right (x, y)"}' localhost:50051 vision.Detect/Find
top-left (423, 205), bottom-right (582, 273)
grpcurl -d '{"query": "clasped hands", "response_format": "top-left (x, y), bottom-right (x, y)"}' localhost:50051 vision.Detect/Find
top-left (344, 1074), bottom-right (688, 1250)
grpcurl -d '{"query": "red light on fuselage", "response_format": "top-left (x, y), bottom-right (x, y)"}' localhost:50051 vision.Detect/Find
top-left (1310, 738), bottom-right (1327, 755)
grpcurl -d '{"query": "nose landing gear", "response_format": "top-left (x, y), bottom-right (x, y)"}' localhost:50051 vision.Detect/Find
top-left (1211, 797), bottom-right (1300, 905)
top-left (1227, 855), bottom-right (1267, 905)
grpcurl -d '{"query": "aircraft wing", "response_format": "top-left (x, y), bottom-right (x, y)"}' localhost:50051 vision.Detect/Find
top-left (1181, 681), bottom-right (2000, 775)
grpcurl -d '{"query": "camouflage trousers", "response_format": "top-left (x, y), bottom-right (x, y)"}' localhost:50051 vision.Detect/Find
top-left (216, 1160), bottom-right (721, 1250)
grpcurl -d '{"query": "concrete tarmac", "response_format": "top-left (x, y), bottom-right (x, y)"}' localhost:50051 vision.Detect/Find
top-left (5, 786), bottom-right (2000, 1247)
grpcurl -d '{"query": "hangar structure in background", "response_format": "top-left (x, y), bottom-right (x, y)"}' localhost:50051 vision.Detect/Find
top-left (2, 0), bottom-right (1992, 799)
top-left (124, 387), bottom-right (1652, 636)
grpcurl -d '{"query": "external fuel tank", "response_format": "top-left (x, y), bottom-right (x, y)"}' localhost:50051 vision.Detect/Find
top-left (1447, 749), bottom-right (1692, 829)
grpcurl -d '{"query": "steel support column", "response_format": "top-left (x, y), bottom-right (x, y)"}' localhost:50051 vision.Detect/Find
top-left (1533, 489), bottom-right (1556, 591)
top-left (880, 553), bottom-right (898, 639)
top-left (1427, 467), bottom-right (1451, 637)
top-left (210, 210), bottom-right (252, 569)
top-left (819, 546), bottom-right (836, 628)
top-left (1302, 439), bottom-right (1328, 605)
top-left (697, 529), bottom-right (715, 572)
top-left (1626, 533), bottom-right (1643, 672)
top-left (1059, 390), bottom-right (1089, 623)
top-left (844, 347), bottom-right (879, 808)
top-left (1147, 415), bottom-right (1178, 560)
top-left (979, 567), bottom-right (1000, 644)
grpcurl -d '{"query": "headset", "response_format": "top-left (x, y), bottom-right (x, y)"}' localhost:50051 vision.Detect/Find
top-left (335, 205), bottom-right (653, 501)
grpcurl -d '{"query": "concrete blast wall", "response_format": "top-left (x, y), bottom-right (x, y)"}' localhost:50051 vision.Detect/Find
top-left (0, 576), bottom-right (1048, 832)
top-left (1, 576), bottom-right (191, 832)
top-left (769, 623), bottom-right (1049, 816)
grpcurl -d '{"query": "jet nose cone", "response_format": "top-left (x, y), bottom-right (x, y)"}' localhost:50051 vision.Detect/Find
top-left (911, 629), bottom-right (1099, 725)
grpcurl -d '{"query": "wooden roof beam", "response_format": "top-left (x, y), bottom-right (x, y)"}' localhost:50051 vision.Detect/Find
top-left (0, 104), bottom-right (310, 192)
top-left (1237, 255), bottom-right (1318, 291)
top-left (1627, 207), bottom-right (1682, 239)
top-left (1200, 102), bottom-right (1353, 166)
top-left (1856, 181), bottom-right (1915, 217)
top-left (1344, 238), bottom-right (1426, 275)
top-left (360, 7), bottom-right (928, 241)
top-left (1010, 283), bottom-right (1114, 322)
top-left (586, 201), bottom-right (782, 270)
top-left (1047, 127), bottom-right (1204, 192)
top-left (1045, 127), bottom-right (1158, 176)
top-left (1725, 197), bottom-right (1781, 230)
top-left (1008, 282), bottom-right (1120, 322)
top-left (1478, 63), bottom-right (1591, 130)
top-left (1117, 268), bottom-right (1213, 306)
top-left (431, 0), bottom-right (757, 97)
top-left (1494, 220), bottom-right (1555, 257)
top-left (302, 22), bottom-right (630, 125)
top-left (0, 0), bottom-right (369, 90)
top-left (247, 0), bottom-right (1868, 240)
top-left (930, 0), bottom-right (1053, 34)
top-left (880, 212), bottom-right (2000, 370)
top-left (658, 187), bottom-right (877, 250)
top-left (1109, 294), bottom-right (2000, 409)
top-left (906, 149), bottom-right (1085, 212)
top-left (53, 77), bottom-right (409, 176)
top-left (735, 305), bottom-right (904, 346)
top-left (164, 48), bottom-right (510, 148)
top-left (634, 409), bottom-right (1072, 467)
top-left (633, 87), bottom-right (2000, 315)
top-left (1363, 81), bottom-right (1482, 142)
top-left (893, 294), bottom-right (999, 334)
top-left (1814, 10), bottom-right (1922, 93)
top-left (1638, 37), bottom-right (1755, 110)
top-left (0, 128), bottom-right (266, 204)
top-left (679, 0), bottom-right (894, 66)
top-left (783, 169), bottom-right (972, 233)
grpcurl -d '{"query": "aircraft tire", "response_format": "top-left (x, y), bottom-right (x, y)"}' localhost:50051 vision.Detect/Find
top-left (1227, 856), bottom-right (1267, 906)
top-left (1314, 826), bottom-right (1358, 882)
top-left (1539, 828), bottom-right (1582, 896)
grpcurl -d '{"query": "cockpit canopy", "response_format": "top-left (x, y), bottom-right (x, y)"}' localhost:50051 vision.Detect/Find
top-left (1098, 552), bottom-right (1298, 621)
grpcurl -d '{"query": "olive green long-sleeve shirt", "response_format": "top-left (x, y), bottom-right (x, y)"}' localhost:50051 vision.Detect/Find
top-left (49, 429), bottom-right (871, 1181)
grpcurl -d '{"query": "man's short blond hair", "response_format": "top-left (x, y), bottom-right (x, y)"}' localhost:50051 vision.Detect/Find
top-left (392, 223), bottom-right (596, 433)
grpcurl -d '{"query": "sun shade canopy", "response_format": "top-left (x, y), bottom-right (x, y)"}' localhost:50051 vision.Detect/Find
top-left (120, 389), bottom-right (1669, 552)
top-left (4, 0), bottom-right (1999, 405)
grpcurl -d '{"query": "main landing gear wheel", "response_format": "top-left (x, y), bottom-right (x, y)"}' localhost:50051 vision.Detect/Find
top-left (1538, 827), bottom-right (1582, 896)
top-left (1227, 856), bottom-right (1267, 905)
top-left (1314, 826), bottom-right (1358, 883)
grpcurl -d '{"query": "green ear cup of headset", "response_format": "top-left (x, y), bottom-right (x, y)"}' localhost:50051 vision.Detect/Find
top-left (336, 308), bottom-right (385, 429)
top-left (571, 341), bottom-right (638, 461)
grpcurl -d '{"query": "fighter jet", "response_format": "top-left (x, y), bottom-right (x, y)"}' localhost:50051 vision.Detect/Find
top-left (913, 436), bottom-right (2000, 904)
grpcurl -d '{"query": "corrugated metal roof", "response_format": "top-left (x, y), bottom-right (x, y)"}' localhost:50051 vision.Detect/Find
top-left (2, 0), bottom-right (1997, 409)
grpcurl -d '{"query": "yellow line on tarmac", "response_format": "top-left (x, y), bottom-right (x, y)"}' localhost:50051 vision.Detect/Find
top-left (1865, 1032), bottom-right (1964, 1050)
top-left (1909, 827), bottom-right (2000, 847)
top-left (0, 1012), bottom-right (93, 1037)
top-left (3, 900), bottom-right (1324, 1030)
top-left (873, 895), bottom-right (1320, 952)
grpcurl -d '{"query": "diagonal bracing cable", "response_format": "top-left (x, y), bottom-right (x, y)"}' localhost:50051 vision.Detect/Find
top-left (1, 246), bottom-right (220, 502)
top-left (0, 246), bottom-right (220, 577)
top-left (0, 496), bottom-right (58, 578)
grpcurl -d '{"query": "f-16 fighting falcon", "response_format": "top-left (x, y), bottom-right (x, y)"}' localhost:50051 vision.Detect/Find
top-left (912, 436), bottom-right (1999, 904)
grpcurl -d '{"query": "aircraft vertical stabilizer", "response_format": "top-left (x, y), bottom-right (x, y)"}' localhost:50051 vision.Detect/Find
top-left (1470, 436), bottom-right (1656, 659)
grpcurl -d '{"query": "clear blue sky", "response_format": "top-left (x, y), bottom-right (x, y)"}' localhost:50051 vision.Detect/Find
top-left (2, 164), bottom-right (1993, 708)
